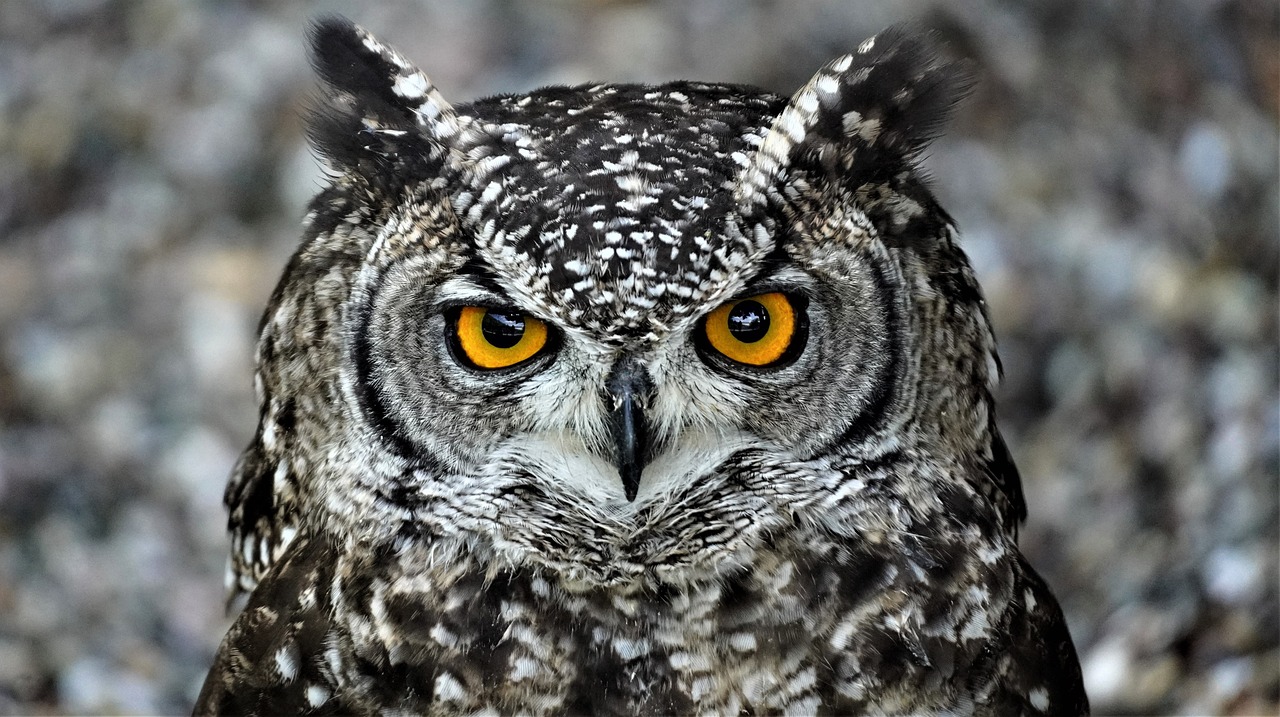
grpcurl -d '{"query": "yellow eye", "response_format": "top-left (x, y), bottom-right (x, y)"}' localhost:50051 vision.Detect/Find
top-left (702, 292), bottom-right (799, 367)
top-left (454, 306), bottom-right (549, 369)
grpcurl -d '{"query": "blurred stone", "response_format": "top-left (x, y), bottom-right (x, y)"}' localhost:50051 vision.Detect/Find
top-left (1179, 121), bottom-right (1233, 200)
top-left (1081, 637), bottom-right (1132, 708)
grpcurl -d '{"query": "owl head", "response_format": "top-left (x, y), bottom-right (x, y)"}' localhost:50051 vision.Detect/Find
top-left (224, 17), bottom-right (1024, 598)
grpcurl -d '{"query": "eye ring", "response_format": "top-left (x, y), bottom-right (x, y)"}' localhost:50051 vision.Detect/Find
top-left (450, 306), bottom-right (550, 370)
top-left (699, 291), bottom-right (807, 368)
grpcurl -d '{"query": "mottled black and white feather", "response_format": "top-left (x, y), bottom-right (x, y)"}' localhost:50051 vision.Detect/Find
top-left (199, 16), bottom-right (1086, 716)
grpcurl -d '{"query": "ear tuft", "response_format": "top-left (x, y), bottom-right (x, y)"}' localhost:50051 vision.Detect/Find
top-left (739, 25), bottom-right (971, 203)
top-left (305, 16), bottom-right (457, 174)
top-left (826, 26), bottom-right (973, 160)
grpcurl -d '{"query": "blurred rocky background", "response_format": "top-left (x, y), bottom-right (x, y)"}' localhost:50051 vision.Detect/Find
top-left (0, 0), bottom-right (1275, 713)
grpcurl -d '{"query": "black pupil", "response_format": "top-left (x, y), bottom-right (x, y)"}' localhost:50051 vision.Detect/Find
top-left (481, 311), bottom-right (526, 349)
top-left (727, 300), bottom-right (770, 343)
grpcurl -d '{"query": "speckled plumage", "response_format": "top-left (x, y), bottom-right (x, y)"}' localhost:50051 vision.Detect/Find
top-left (197, 17), bottom-right (1087, 715)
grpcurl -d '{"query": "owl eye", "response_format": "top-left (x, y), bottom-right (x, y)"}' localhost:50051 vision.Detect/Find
top-left (700, 292), bottom-right (804, 367)
top-left (452, 306), bottom-right (550, 369)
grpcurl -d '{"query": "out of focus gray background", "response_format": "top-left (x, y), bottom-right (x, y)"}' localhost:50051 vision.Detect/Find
top-left (0, 0), bottom-right (1275, 713)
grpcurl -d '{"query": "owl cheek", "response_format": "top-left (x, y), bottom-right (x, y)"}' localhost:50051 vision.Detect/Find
top-left (640, 372), bottom-right (756, 455)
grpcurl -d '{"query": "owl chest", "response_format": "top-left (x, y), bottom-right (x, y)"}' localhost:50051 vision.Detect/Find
top-left (361, 583), bottom-right (827, 713)
top-left (349, 542), bottom-right (941, 713)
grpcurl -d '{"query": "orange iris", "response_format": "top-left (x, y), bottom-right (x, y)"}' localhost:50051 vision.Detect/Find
top-left (703, 292), bottom-right (796, 367)
top-left (455, 306), bottom-right (548, 369)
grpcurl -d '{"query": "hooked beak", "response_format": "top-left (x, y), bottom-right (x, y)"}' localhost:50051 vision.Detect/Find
top-left (606, 355), bottom-right (651, 502)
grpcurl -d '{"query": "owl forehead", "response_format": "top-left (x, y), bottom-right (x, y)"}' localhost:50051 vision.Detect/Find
top-left (449, 83), bottom-right (786, 342)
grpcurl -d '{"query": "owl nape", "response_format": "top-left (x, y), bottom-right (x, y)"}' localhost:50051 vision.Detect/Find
top-left (195, 16), bottom-right (1088, 716)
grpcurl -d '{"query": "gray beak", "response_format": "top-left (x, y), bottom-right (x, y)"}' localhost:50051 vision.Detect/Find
top-left (606, 355), bottom-right (651, 502)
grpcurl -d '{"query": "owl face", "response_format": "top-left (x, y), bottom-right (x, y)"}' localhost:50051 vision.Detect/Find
top-left (228, 19), bottom-right (1011, 594)
top-left (362, 223), bottom-right (896, 507)
top-left (350, 78), bottom-right (907, 512)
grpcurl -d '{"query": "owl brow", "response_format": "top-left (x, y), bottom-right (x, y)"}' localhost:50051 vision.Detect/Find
top-left (433, 280), bottom-right (514, 310)
top-left (432, 257), bottom-right (516, 308)
top-left (724, 267), bottom-right (814, 303)
top-left (724, 242), bottom-right (802, 298)
top-left (454, 255), bottom-right (506, 293)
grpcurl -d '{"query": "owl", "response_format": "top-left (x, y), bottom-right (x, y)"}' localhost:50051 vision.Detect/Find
top-left (195, 16), bottom-right (1088, 716)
